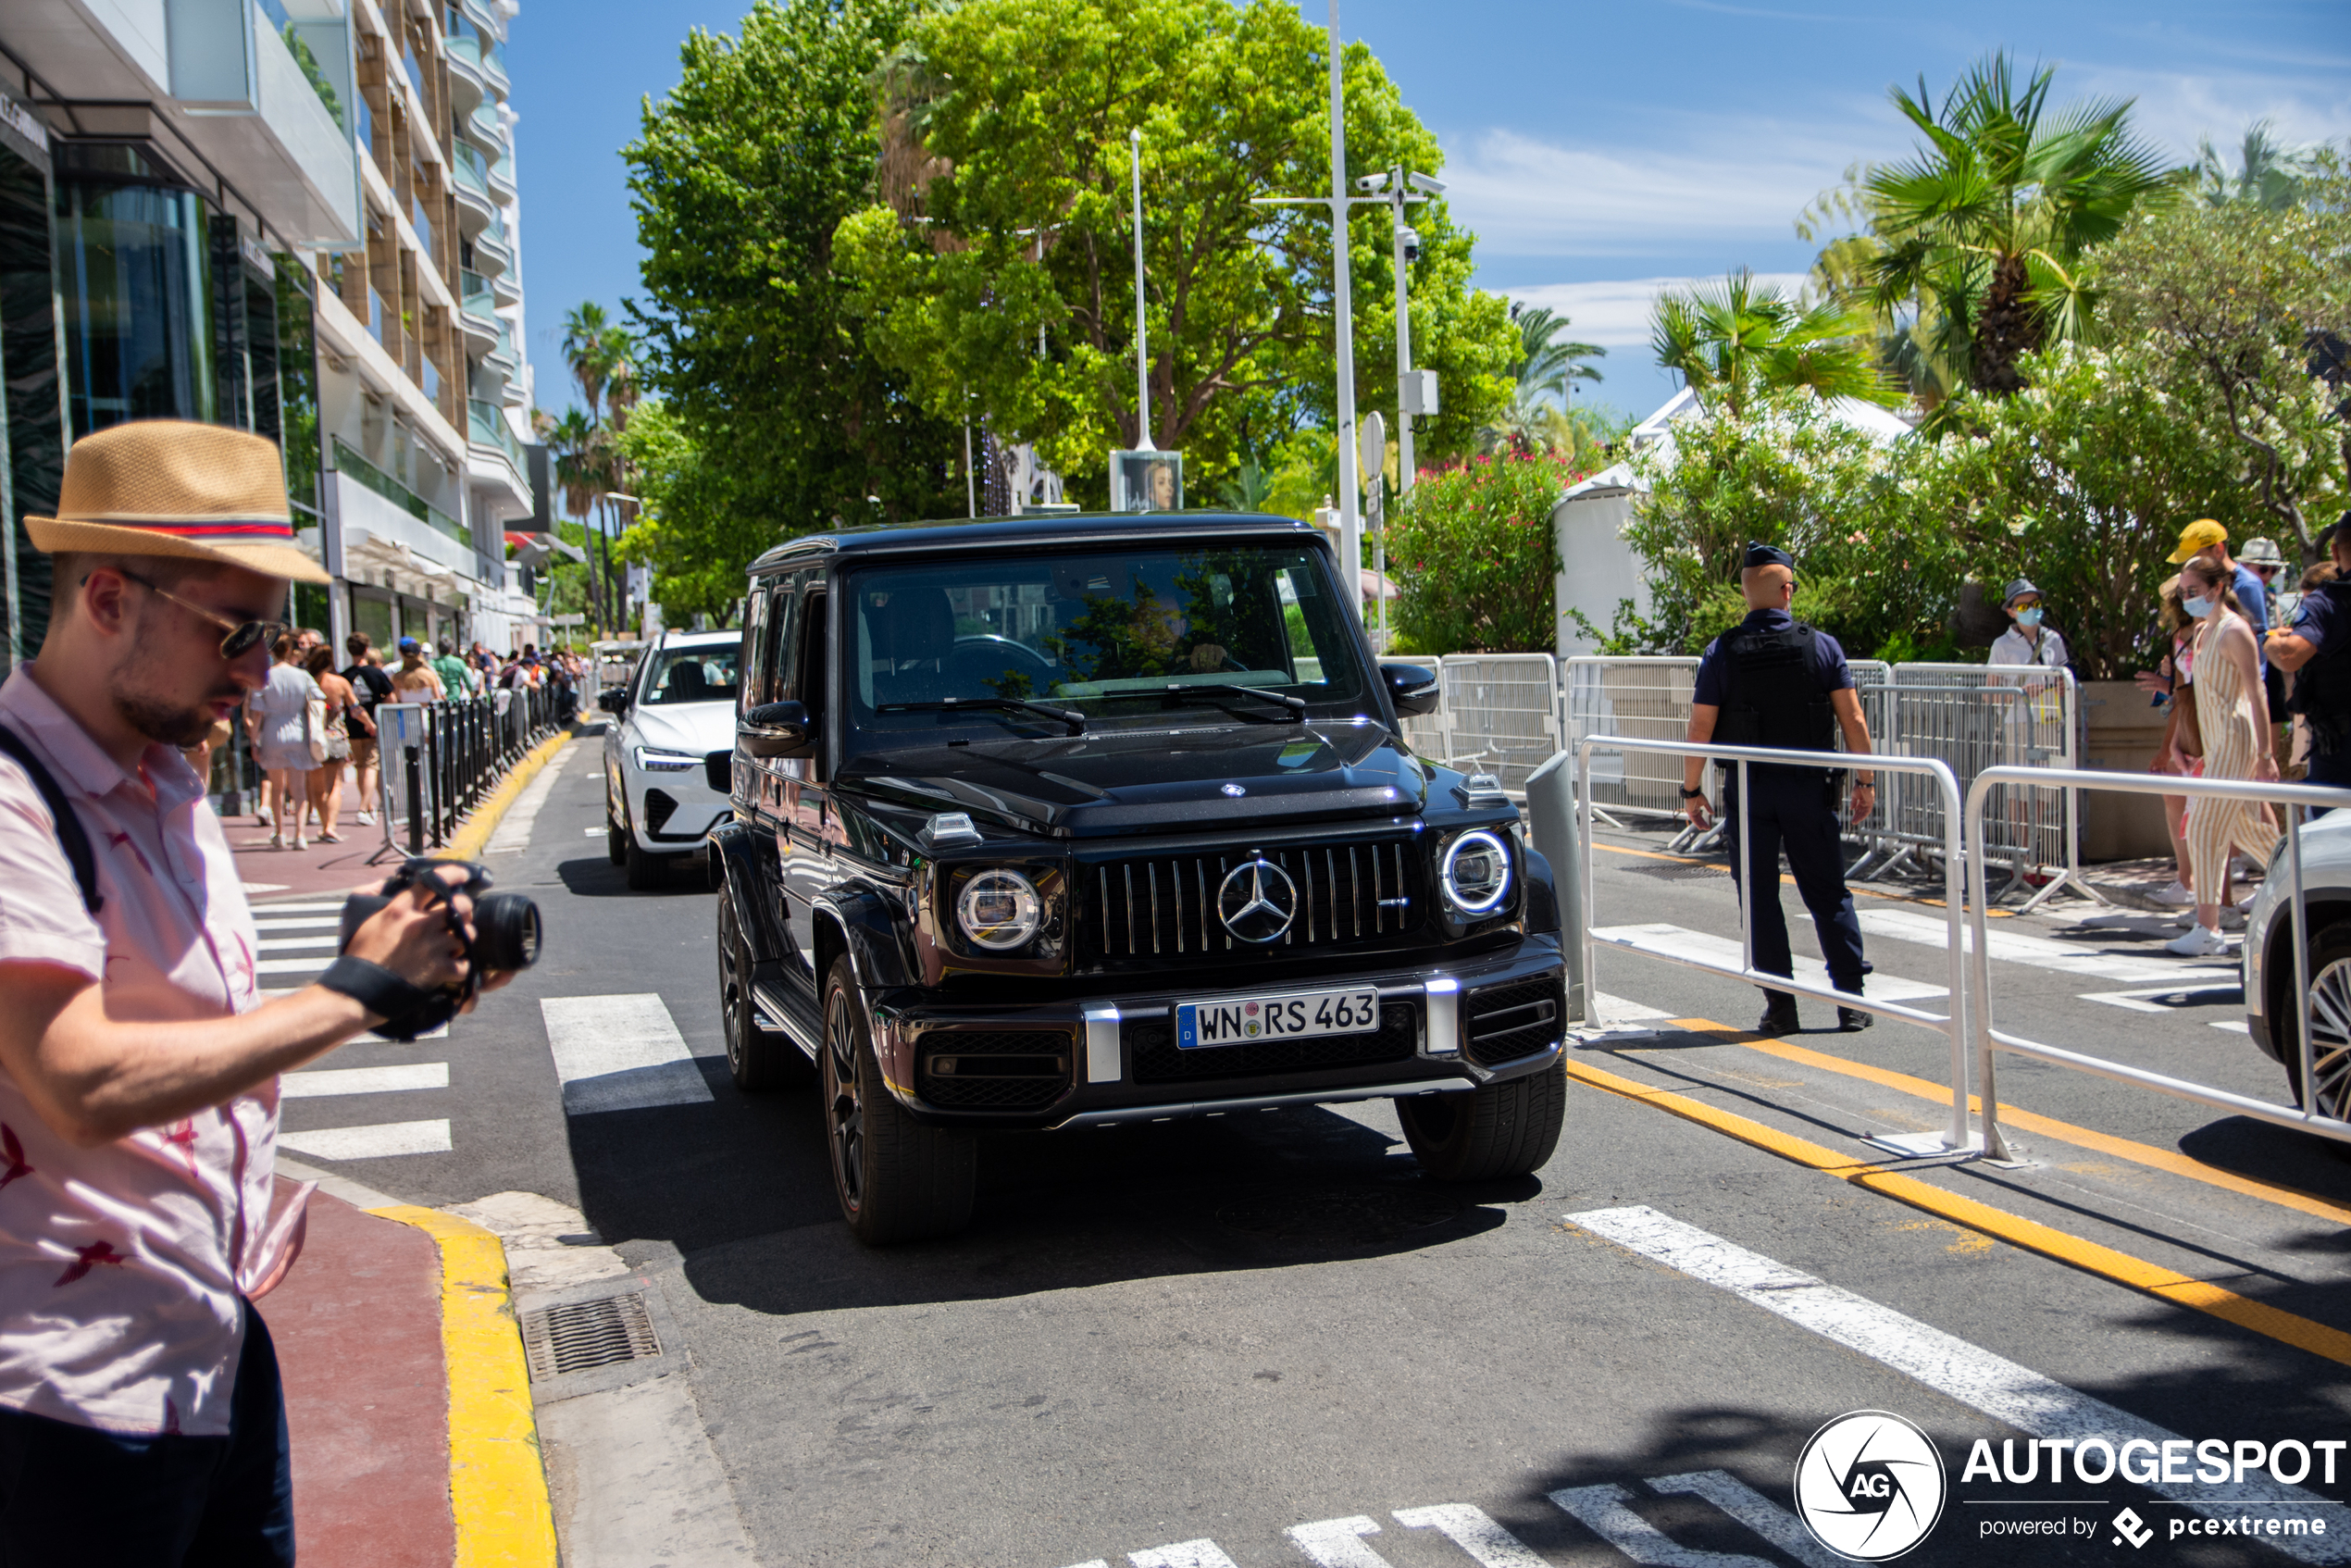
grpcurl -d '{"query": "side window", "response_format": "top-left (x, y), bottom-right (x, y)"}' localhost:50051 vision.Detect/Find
top-left (738, 587), bottom-right (767, 717)
top-left (769, 573), bottom-right (803, 708)
top-left (797, 585), bottom-right (827, 722)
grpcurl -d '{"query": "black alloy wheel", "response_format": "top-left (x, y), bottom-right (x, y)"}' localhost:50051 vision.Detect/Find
top-left (717, 891), bottom-right (805, 1091)
top-left (821, 956), bottom-right (976, 1244)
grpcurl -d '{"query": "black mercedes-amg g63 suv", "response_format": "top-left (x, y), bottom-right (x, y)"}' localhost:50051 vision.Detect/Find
top-left (705, 511), bottom-right (1568, 1242)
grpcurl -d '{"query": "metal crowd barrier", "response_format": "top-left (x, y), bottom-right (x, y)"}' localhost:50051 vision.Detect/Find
top-left (370, 684), bottom-right (565, 859)
top-left (1577, 734), bottom-right (1975, 1153)
top-left (1851, 664), bottom-right (2087, 911)
top-left (1561, 656), bottom-right (1698, 832)
top-left (1964, 768), bottom-right (2351, 1159)
top-left (1433, 653), bottom-right (1561, 796)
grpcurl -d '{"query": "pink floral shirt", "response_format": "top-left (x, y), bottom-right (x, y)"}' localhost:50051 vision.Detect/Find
top-left (0, 667), bottom-right (309, 1437)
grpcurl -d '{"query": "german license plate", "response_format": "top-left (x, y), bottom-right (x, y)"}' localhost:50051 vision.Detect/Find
top-left (1176, 987), bottom-right (1382, 1049)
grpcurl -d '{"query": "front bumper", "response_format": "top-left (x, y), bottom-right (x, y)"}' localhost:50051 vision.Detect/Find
top-left (866, 938), bottom-right (1566, 1128)
top-left (615, 756), bottom-right (728, 853)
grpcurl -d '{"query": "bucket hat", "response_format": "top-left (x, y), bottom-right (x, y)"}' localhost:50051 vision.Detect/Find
top-left (25, 419), bottom-right (330, 584)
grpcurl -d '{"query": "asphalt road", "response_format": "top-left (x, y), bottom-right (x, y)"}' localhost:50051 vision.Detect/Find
top-left (267, 734), bottom-right (2351, 1567)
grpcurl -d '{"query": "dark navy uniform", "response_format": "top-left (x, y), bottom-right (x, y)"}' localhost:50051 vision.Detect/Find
top-left (1694, 600), bottom-right (1868, 1020)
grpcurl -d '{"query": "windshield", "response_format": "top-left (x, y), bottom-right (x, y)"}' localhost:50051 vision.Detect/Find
top-left (640, 644), bottom-right (740, 706)
top-left (845, 541), bottom-right (1369, 741)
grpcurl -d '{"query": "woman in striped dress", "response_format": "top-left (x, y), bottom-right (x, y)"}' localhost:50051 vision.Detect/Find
top-left (2168, 555), bottom-right (2281, 956)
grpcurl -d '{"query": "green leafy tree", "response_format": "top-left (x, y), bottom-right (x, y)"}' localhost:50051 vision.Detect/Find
top-left (831, 0), bottom-right (1516, 503)
top-left (2195, 121), bottom-right (2327, 211)
top-left (613, 400), bottom-right (767, 627)
top-left (625, 0), bottom-right (963, 549)
top-left (1865, 53), bottom-right (2177, 396)
top-left (2097, 153), bottom-right (2351, 561)
top-left (1651, 269), bottom-right (1897, 417)
top-left (1623, 392), bottom-right (1952, 659)
top-left (1387, 452), bottom-right (1584, 653)
top-left (1910, 338), bottom-right (2274, 679)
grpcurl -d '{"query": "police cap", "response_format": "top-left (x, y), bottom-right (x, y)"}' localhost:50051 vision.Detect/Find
top-left (1741, 541), bottom-right (1794, 572)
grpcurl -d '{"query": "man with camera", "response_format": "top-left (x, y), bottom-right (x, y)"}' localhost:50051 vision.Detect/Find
top-left (0, 421), bottom-right (509, 1562)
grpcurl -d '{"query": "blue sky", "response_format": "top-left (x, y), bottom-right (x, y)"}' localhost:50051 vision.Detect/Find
top-left (506, 0), bottom-right (2349, 429)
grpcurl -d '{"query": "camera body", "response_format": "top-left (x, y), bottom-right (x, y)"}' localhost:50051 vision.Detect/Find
top-left (338, 858), bottom-right (541, 1039)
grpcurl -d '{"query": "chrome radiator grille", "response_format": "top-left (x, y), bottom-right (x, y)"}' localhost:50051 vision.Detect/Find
top-left (1086, 838), bottom-right (1424, 961)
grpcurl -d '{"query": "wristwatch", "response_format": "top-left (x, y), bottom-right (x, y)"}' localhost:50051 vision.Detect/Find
top-left (1678, 786), bottom-right (1706, 800)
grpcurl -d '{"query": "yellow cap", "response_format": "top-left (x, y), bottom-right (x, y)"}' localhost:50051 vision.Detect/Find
top-left (2166, 518), bottom-right (2227, 565)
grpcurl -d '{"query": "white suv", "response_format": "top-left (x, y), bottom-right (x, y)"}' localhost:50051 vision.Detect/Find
top-left (2242, 806), bottom-right (2351, 1125)
top-left (599, 628), bottom-right (740, 889)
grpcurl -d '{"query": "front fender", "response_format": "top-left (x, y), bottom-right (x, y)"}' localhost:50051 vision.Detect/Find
top-left (815, 880), bottom-right (918, 995)
top-left (707, 820), bottom-right (785, 964)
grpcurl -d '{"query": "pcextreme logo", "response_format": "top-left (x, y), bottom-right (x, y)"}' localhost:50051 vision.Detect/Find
top-left (1794, 1411), bottom-right (1948, 1562)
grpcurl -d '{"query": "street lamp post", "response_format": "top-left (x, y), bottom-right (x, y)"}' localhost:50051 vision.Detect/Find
top-left (1253, 1), bottom-right (1381, 623)
top-left (1129, 129), bottom-right (1152, 452)
top-left (1357, 166), bottom-right (1446, 497)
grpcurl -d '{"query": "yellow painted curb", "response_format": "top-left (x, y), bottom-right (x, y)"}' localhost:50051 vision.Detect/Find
top-left (372, 1205), bottom-right (559, 1568)
top-left (439, 731), bottom-right (573, 863)
top-left (1561, 1053), bottom-right (2351, 1366)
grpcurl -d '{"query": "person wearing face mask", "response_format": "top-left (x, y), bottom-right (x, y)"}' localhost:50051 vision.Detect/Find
top-left (1987, 579), bottom-right (2069, 881)
top-left (2167, 555), bottom-right (2280, 956)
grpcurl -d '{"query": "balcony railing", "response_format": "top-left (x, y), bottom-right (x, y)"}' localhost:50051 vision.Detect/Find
top-left (412, 196), bottom-right (433, 260)
top-left (450, 140), bottom-right (490, 195)
top-left (468, 399), bottom-right (528, 475)
top-left (367, 287), bottom-right (387, 347)
top-left (334, 437), bottom-right (467, 547)
top-left (423, 357), bottom-right (441, 403)
top-left (458, 268), bottom-right (496, 321)
top-left (479, 39), bottom-right (509, 87)
top-left (355, 94), bottom-right (373, 154)
top-left (402, 46), bottom-right (425, 101)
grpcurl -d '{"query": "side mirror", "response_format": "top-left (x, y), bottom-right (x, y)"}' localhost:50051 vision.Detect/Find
top-left (1381, 663), bottom-right (1440, 718)
top-left (596, 689), bottom-right (628, 716)
top-left (740, 699), bottom-right (815, 758)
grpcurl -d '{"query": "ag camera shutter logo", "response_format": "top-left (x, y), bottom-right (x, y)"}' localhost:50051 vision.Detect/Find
top-left (1794, 1411), bottom-right (1947, 1561)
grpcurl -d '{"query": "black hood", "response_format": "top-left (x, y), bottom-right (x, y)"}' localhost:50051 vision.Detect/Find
top-left (840, 722), bottom-right (1429, 838)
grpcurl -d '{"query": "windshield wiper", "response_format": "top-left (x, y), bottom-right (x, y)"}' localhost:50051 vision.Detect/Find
top-left (1149, 684), bottom-right (1307, 720)
top-left (875, 696), bottom-right (1088, 735)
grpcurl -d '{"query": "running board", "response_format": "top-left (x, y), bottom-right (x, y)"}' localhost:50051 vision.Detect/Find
top-left (752, 984), bottom-right (822, 1061)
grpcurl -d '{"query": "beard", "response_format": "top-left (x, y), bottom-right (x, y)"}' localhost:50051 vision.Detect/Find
top-left (110, 648), bottom-right (238, 749)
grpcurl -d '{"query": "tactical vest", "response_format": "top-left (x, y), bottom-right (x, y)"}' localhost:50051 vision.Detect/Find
top-left (2288, 580), bottom-right (2351, 756)
top-left (1712, 621), bottom-right (1837, 754)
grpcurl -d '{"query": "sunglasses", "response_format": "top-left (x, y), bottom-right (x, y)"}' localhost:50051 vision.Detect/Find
top-left (113, 570), bottom-right (286, 660)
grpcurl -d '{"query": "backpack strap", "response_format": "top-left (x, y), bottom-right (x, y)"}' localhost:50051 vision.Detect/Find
top-left (0, 723), bottom-right (104, 915)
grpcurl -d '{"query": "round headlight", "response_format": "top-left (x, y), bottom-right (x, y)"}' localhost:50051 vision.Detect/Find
top-left (955, 868), bottom-right (1042, 951)
top-left (1441, 830), bottom-right (1511, 915)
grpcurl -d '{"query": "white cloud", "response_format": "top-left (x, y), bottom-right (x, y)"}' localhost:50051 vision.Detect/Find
top-left (1437, 124), bottom-right (1870, 258)
top-left (1499, 274), bottom-right (1814, 351)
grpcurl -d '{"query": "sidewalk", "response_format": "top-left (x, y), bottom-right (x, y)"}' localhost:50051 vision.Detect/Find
top-left (264, 1182), bottom-right (456, 1566)
top-left (220, 767), bottom-right (420, 902)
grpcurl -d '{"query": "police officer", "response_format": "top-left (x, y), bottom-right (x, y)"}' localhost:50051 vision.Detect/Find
top-left (2267, 513), bottom-right (2351, 793)
top-left (1680, 543), bottom-right (1878, 1036)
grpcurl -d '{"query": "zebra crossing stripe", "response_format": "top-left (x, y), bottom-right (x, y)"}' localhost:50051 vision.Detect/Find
top-left (278, 1119), bottom-right (451, 1161)
top-left (541, 993), bottom-right (714, 1114)
top-left (1568, 1204), bottom-right (2351, 1563)
top-left (281, 1064), bottom-right (448, 1099)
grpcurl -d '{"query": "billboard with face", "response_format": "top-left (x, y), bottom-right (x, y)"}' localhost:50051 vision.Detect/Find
top-left (1109, 450), bottom-right (1183, 514)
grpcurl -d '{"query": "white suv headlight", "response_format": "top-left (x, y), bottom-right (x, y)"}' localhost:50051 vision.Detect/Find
top-left (956, 869), bottom-right (1042, 950)
top-left (1441, 829), bottom-right (1512, 915)
top-left (634, 745), bottom-right (699, 773)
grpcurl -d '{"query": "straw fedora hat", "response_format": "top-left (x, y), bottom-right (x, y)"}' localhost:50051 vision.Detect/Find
top-left (26, 419), bottom-right (330, 584)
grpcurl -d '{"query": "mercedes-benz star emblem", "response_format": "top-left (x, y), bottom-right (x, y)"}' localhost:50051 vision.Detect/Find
top-left (1221, 783), bottom-right (1246, 797)
top-left (1217, 858), bottom-right (1299, 944)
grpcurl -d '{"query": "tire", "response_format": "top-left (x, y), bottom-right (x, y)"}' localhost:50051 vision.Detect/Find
top-left (606, 801), bottom-right (627, 866)
top-left (2274, 920), bottom-right (2351, 1126)
top-left (822, 956), bottom-right (975, 1244)
top-left (1396, 1062), bottom-right (1566, 1182)
top-left (624, 825), bottom-right (666, 890)
top-left (717, 890), bottom-right (808, 1091)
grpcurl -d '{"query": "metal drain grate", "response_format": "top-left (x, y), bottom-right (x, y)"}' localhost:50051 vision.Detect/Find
top-left (519, 1292), bottom-right (661, 1382)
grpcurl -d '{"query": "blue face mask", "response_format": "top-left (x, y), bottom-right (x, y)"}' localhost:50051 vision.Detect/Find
top-left (2183, 595), bottom-right (2214, 619)
top-left (2014, 607), bottom-right (2043, 628)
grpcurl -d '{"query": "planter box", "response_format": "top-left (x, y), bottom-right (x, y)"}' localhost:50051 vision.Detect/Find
top-left (2076, 679), bottom-right (2175, 863)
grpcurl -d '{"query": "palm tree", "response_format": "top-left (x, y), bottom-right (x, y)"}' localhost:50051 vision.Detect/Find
top-left (2195, 121), bottom-right (2320, 211)
top-left (1508, 304), bottom-right (1605, 406)
top-left (559, 303), bottom-right (616, 421)
top-left (1865, 53), bottom-right (2176, 395)
top-left (1651, 270), bottom-right (1897, 418)
top-left (538, 406), bottom-right (614, 633)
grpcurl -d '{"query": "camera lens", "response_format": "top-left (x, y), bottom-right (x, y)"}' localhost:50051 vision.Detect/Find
top-left (472, 892), bottom-right (542, 973)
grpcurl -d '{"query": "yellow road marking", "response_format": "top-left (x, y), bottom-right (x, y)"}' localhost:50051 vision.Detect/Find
top-left (1657, 1020), bottom-right (2351, 1229)
top-left (1561, 1055), bottom-right (2351, 1366)
top-left (374, 1206), bottom-right (559, 1567)
top-left (440, 731), bottom-right (574, 863)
